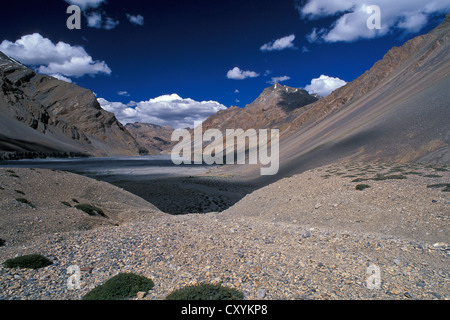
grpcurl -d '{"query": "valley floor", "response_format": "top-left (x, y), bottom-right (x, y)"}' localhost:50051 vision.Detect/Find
top-left (0, 162), bottom-right (448, 300)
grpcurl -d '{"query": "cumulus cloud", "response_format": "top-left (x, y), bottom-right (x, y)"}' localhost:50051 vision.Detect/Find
top-left (50, 73), bottom-right (73, 83)
top-left (0, 33), bottom-right (111, 80)
top-left (85, 11), bottom-right (119, 30)
top-left (268, 76), bottom-right (291, 84)
top-left (260, 34), bottom-right (296, 51)
top-left (126, 14), bottom-right (145, 26)
top-left (64, 0), bottom-right (106, 10)
top-left (298, 0), bottom-right (450, 42)
top-left (118, 91), bottom-right (130, 97)
top-left (304, 75), bottom-right (347, 97)
top-left (98, 94), bottom-right (227, 129)
top-left (85, 11), bottom-right (102, 28)
top-left (226, 67), bottom-right (260, 80)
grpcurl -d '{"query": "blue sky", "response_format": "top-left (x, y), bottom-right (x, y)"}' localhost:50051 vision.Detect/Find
top-left (0, 0), bottom-right (449, 128)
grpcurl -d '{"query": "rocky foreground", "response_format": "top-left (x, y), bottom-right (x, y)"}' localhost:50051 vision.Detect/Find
top-left (0, 163), bottom-right (448, 300)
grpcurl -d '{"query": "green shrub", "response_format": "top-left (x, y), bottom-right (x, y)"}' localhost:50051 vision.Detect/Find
top-left (83, 273), bottom-right (154, 300)
top-left (165, 283), bottom-right (244, 300)
top-left (355, 184), bottom-right (371, 191)
top-left (427, 183), bottom-right (450, 188)
top-left (3, 254), bottom-right (53, 269)
top-left (423, 174), bottom-right (443, 178)
top-left (16, 198), bottom-right (35, 208)
top-left (352, 178), bottom-right (367, 183)
top-left (427, 183), bottom-right (450, 192)
top-left (372, 174), bottom-right (407, 181)
top-left (74, 204), bottom-right (106, 217)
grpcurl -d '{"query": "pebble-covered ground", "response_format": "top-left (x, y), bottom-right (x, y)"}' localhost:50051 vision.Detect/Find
top-left (0, 162), bottom-right (448, 300)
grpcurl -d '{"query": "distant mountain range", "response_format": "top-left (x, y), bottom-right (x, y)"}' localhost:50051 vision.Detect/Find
top-left (124, 122), bottom-right (175, 155)
top-left (0, 14), bottom-right (449, 175)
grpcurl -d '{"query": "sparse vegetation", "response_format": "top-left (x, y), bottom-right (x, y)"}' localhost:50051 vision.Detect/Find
top-left (427, 183), bottom-right (450, 192)
top-left (427, 183), bottom-right (450, 188)
top-left (3, 254), bottom-right (53, 270)
top-left (61, 201), bottom-right (72, 207)
top-left (355, 184), bottom-right (371, 191)
top-left (165, 283), bottom-right (244, 300)
top-left (83, 273), bottom-right (154, 300)
top-left (74, 204), bottom-right (106, 217)
top-left (404, 171), bottom-right (422, 176)
top-left (16, 198), bottom-right (35, 208)
top-left (352, 178), bottom-right (367, 183)
top-left (372, 174), bottom-right (407, 181)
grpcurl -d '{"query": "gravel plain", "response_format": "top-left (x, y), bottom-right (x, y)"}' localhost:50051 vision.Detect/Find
top-left (0, 162), bottom-right (448, 300)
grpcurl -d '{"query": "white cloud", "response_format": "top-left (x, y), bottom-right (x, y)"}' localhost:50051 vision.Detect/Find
top-left (304, 75), bottom-right (347, 97)
top-left (0, 33), bottom-right (111, 79)
top-left (118, 91), bottom-right (130, 97)
top-left (64, 0), bottom-right (106, 10)
top-left (226, 67), bottom-right (260, 80)
top-left (260, 34), bottom-right (296, 52)
top-left (85, 11), bottom-right (102, 28)
top-left (126, 14), bottom-right (145, 26)
top-left (103, 17), bottom-right (120, 30)
top-left (298, 0), bottom-right (450, 42)
top-left (49, 73), bottom-right (73, 83)
top-left (98, 94), bottom-right (227, 129)
top-left (84, 11), bottom-right (119, 30)
top-left (268, 76), bottom-right (291, 84)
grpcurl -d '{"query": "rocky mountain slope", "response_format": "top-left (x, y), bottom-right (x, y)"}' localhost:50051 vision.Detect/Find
top-left (0, 52), bottom-right (147, 159)
top-left (215, 14), bottom-right (450, 181)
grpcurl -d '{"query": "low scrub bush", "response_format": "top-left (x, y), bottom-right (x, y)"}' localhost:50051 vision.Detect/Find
top-left (355, 184), bottom-right (371, 191)
top-left (165, 283), bottom-right (244, 300)
top-left (3, 254), bottom-right (53, 269)
top-left (75, 204), bottom-right (106, 217)
top-left (83, 273), bottom-right (154, 300)
top-left (427, 183), bottom-right (450, 192)
top-left (16, 198), bottom-right (35, 208)
top-left (372, 174), bottom-right (407, 181)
